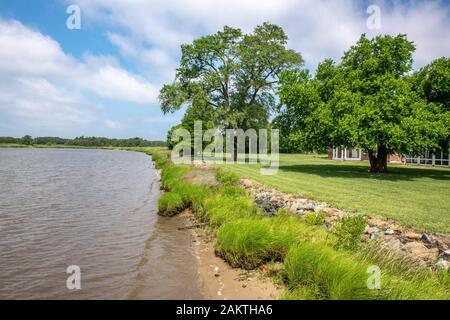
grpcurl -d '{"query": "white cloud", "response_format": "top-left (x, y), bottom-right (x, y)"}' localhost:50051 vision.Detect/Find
top-left (74, 0), bottom-right (450, 71)
top-left (0, 18), bottom-right (160, 136)
top-left (0, 78), bottom-right (94, 130)
top-left (105, 119), bottom-right (124, 129)
top-left (0, 18), bottom-right (159, 105)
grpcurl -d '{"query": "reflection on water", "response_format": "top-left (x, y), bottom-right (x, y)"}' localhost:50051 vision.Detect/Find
top-left (0, 148), bottom-right (203, 299)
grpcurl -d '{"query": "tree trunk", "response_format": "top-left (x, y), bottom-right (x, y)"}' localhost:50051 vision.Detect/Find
top-left (368, 145), bottom-right (389, 173)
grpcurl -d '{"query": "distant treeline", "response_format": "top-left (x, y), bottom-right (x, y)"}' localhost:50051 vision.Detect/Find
top-left (0, 135), bottom-right (166, 147)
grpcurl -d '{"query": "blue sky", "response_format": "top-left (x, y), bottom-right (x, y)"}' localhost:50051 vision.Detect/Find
top-left (0, 0), bottom-right (449, 140)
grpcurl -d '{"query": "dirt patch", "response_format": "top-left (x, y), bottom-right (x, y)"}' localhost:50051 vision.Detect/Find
top-left (193, 229), bottom-right (282, 300)
top-left (183, 167), bottom-right (219, 187)
top-left (177, 210), bottom-right (281, 300)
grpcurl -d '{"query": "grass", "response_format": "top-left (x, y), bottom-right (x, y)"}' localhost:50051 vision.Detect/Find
top-left (146, 149), bottom-right (450, 300)
top-left (284, 242), bottom-right (449, 300)
top-left (215, 217), bottom-right (332, 269)
top-left (217, 153), bottom-right (450, 234)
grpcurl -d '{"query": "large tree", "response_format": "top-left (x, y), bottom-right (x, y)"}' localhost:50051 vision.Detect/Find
top-left (276, 34), bottom-right (450, 173)
top-left (159, 23), bottom-right (302, 155)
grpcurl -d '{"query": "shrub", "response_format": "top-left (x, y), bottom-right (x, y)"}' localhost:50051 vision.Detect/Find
top-left (332, 215), bottom-right (367, 250)
top-left (304, 211), bottom-right (326, 226)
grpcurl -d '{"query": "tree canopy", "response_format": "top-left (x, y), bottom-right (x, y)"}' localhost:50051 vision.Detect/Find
top-left (275, 34), bottom-right (450, 172)
top-left (0, 136), bottom-right (166, 148)
top-left (160, 22), bottom-right (303, 140)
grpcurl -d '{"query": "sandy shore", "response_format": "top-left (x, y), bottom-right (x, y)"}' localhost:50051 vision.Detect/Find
top-left (178, 210), bottom-right (281, 300)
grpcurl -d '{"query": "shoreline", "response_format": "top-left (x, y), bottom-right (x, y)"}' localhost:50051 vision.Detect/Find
top-left (178, 210), bottom-right (281, 300)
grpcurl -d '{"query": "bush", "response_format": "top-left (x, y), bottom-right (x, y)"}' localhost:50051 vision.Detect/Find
top-left (304, 211), bottom-right (326, 226)
top-left (332, 215), bottom-right (367, 250)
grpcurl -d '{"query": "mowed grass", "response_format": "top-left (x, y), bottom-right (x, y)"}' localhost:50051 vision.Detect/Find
top-left (218, 154), bottom-right (450, 234)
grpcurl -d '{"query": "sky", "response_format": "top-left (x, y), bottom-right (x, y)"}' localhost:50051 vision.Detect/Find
top-left (0, 0), bottom-right (449, 140)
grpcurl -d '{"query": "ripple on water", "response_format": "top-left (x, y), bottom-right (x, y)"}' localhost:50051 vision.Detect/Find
top-left (0, 148), bottom-right (203, 299)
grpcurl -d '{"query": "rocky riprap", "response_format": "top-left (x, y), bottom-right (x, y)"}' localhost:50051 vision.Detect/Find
top-left (240, 178), bottom-right (450, 270)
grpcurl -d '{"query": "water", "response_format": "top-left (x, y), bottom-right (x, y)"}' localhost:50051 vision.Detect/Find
top-left (0, 148), bottom-right (203, 299)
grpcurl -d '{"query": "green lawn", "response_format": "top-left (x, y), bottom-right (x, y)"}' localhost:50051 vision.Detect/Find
top-left (218, 154), bottom-right (450, 234)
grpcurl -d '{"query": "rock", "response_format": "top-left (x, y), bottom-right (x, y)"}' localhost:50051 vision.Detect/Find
top-left (287, 204), bottom-right (298, 215)
top-left (402, 242), bottom-right (439, 262)
top-left (438, 250), bottom-right (450, 261)
top-left (435, 259), bottom-right (449, 271)
top-left (384, 238), bottom-right (403, 251)
top-left (213, 266), bottom-right (220, 277)
top-left (384, 229), bottom-right (395, 235)
top-left (404, 231), bottom-right (422, 240)
top-left (366, 226), bottom-right (379, 234)
top-left (301, 203), bottom-right (316, 212)
top-left (370, 232), bottom-right (385, 240)
top-left (421, 233), bottom-right (433, 245)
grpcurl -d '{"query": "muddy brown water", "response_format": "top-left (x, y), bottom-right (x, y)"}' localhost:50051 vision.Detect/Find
top-left (0, 148), bottom-right (203, 299)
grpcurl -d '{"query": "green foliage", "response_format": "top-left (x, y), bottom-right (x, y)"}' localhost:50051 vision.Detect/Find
top-left (215, 217), bottom-right (331, 269)
top-left (159, 23), bottom-right (302, 137)
top-left (160, 164), bottom-right (191, 190)
top-left (410, 57), bottom-right (450, 111)
top-left (276, 208), bottom-right (290, 217)
top-left (215, 170), bottom-right (240, 186)
top-left (304, 211), bottom-right (326, 226)
top-left (332, 215), bottom-right (367, 250)
top-left (151, 149), bottom-right (449, 300)
top-left (0, 136), bottom-right (166, 148)
top-left (276, 34), bottom-right (450, 172)
top-left (203, 195), bottom-right (262, 226)
top-left (218, 153), bottom-right (450, 233)
top-left (158, 192), bottom-right (185, 216)
top-left (21, 135), bottom-right (33, 145)
top-left (284, 243), bottom-right (375, 300)
top-left (284, 242), bottom-right (450, 300)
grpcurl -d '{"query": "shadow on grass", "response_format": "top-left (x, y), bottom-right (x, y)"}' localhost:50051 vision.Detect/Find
top-left (278, 163), bottom-right (450, 181)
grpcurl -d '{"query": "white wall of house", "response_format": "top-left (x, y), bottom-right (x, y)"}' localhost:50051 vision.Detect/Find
top-left (332, 147), bottom-right (362, 161)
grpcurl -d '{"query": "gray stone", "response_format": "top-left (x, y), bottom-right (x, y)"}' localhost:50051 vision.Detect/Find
top-left (384, 229), bottom-right (395, 235)
top-left (384, 238), bottom-right (402, 251)
top-left (301, 203), bottom-right (316, 211)
top-left (421, 233), bottom-right (433, 245)
top-left (438, 250), bottom-right (450, 261)
top-left (370, 232), bottom-right (385, 240)
top-left (435, 259), bottom-right (449, 271)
